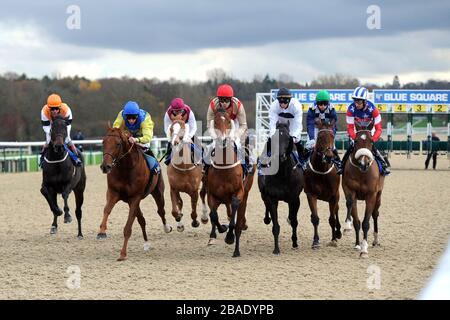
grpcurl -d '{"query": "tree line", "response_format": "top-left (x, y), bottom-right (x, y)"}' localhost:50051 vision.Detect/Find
top-left (1, 71), bottom-right (449, 141)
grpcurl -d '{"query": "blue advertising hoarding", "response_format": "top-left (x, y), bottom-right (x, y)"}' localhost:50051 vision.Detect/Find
top-left (373, 90), bottom-right (450, 113)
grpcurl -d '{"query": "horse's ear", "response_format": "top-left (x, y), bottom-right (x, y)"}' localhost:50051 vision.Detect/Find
top-left (107, 121), bottom-right (112, 130)
top-left (287, 120), bottom-right (290, 128)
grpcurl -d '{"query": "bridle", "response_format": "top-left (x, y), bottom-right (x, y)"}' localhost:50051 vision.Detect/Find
top-left (308, 128), bottom-right (335, 175)
top-left (103, 133), bottom-right (135, 168)
top-left (350, 129), bottom-right (374, 171)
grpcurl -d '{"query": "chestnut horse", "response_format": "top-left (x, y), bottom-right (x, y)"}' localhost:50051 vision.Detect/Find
top-left (342, 122), bottom-right (385, 258)
top-left (206, 107), bottom-right (246, 257)
top-left (166, 117), bottom-right (205, 231)
top-left (99, 126), bottom-right (172, 261)
top-left (304, 119), bottom-right (341, 249)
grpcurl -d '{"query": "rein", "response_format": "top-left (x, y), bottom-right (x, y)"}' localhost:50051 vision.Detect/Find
top-left (103, 134), bottom-right (135, 168)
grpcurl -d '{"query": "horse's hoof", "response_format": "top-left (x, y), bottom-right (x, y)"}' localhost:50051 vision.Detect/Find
top-left (117, 256), bottom-right (127, 262)
top-left (164, 224), bottom-right (173, 233)
top-left (232, 251), bottom-right (241, 258)
top-left (263, 217), bottom-right (271, 225)
top-left (343, 228), bottom-right (352, 234)
top-left (64, 215), bottom-right (72, 224)
top-left (50, 227), bottom-right (57, 235)
top-left (218, 224), bottom-right (228, 234)
top-left (207, 238), bottom-right (216, 246)
top-left (312, 242), bottom-right (320, 250)
top-left (96, 233), bottom-right (107, 240)
top-left (177, 225), bottom-right (185, 232)
top-left (354, 245), bottom-right (361, 251)
top-left (372, 241), bottom-right (380, 247)
top-left (225, 234), bottom-right (235, 245)
top-left (77, 235), bottom-right (84, 240)
top-left (191, 220), bottom-right (200, 228)
top-left (56, 209), bottom-right (63, 217)
top-left (360, 252), bottom-right (369, 259)
top-left (273, 249), bottom-right (280, 255)
top-left (327, 240), bottom-right (338, 247)
top-left (201, 217), bottom-right (209, 224)
top-left (335, 230), bottom-right (342, 239)
top-left (143, 242), bottom-right (151, 251)
top-left (242, 224), bottom-right (248, 231)
top-left (292, 244), bottom-right (299, 250)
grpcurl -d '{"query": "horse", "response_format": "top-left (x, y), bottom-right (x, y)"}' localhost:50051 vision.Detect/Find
top-left (206, 107), bottom-right (246, 257)
top-left (342, 122), bottom-right (385, 258)
top-left (258, 121), bottom-right (304, 254)
top-left (166, 116), bottom-right (205, 231)
top-left (99, 125), bottom-right (172, 261)
top-left (40, 115), bottom-right (86, 238)
top-left (304, 119), bottom-right (341, 249)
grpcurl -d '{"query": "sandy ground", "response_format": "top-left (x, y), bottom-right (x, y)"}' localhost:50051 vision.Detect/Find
top-left (0, 154), bottom-right (449, 300)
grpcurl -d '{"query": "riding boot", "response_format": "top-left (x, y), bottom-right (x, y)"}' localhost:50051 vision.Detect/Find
top-left (295, 141), bottom-right (307, 170)
top-left (374, 148), bottom-right (390, 175)
top-left (68, 144), bottom-right (82, 167)
top-left (39, 146), bottom-right (48, 168)
top-left (332, 149), bottom-right (343, 174)
top-left (164, 142), bottom-right (172, 165)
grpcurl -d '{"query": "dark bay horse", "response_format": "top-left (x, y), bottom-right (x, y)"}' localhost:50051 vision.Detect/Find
top-left (258, 122), bottom-right (304, 254)
top-left (206, 107), bottom-right (246, 257)
top-left (166, 117), bottom-right (204, 231)
top-left (342, 122), bottom-right (385, 258)
top-left (99, 126), bottom-right (172, 261)
top-left (304, 119), bottom-right (341, 249)
top-left (40, 115), bottom-right (86, 238)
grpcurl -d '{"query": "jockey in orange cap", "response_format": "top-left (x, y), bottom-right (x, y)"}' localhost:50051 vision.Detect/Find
top-left (40, 94), bottom-right (82, 167)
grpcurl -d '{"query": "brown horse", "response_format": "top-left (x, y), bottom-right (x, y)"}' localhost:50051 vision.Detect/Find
top-left (206, 107), bottom-right (246, 257)
top-left (98, 126), bottom-right (172, 261)
top-left (166, 117), bottom-right (205, 231)
top-left (342, 122), bottom-right (385, 258)
top-left (304, 119), bottom-right (341, 249)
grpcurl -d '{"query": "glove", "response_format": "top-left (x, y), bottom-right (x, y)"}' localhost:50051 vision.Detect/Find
top-left (306, 139), bottom-right (315, 150)
top-left (293, 136), bottom-right (300, 144)
top-left (182, 134), bottom-right (191, 143)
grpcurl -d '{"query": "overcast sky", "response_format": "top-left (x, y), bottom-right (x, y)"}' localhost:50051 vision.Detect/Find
top-left (1, 0), bottom-right (450, 84)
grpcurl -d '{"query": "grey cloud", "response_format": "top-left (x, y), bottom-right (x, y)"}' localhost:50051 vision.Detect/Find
top-left (1, 0), bottom-right (450, 53)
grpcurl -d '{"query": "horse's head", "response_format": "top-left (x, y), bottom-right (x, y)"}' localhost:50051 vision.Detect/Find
top-left (50, 115), bottom-right (68, 154)
top-left (273, 121), bottom-right (293, 162)
top-left (100, 125), bottom-right (129, 174)
top-left (169, 116), bottom-right (186, 147)
top-left (211, 107), bottom-right (235, 148)
top-left (315, 118), bottom-right (335, 163)
top-left (353, 121), bottom-right (374, 172)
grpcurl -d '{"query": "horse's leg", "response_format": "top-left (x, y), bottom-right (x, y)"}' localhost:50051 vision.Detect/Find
top-left (207, 195), bottom-right (227, 246)
top-left (190, 191), bottom-right (200, 228)
top-left (327, 196), bottom-right (340, 247)
top-left (151, 175), bottom-right (172, 233)
top-left (225, 195), bottom-right (240, 246)
top-left (360, 194), bottom-right (377, 258)
top-left (41, 186), bottom-right (62, 234)
top-left (97, 190), bottom-right (119, 240)
top-left (73, 180), bottom-right (85, 239)
top-left (343, 192), bottom-right (354, 233)
top-left (268, 198), bottom-right (280, 255)
top-left (199, 177), bottom-right (209, 224)
top-left (231, 189), bottom-right (245, 257)
top-left (351, 199), bottom-right (361, 251)
top-left (307, 194), bottom-right (320, 249)
top-left (136, 206), bottom-right (150, 251)
top-left (289, 196), bottom-right (300, 250)
top-left (262, 196), bottom-right (271, 225)
top-left (62, 188), bottom-right (72, 224)
top-left (372, 192), bottom-right (382, 247)
top-left (118, 200), bottom-right (139, 261)
top-left (170, 188), bottom-right (183, 232)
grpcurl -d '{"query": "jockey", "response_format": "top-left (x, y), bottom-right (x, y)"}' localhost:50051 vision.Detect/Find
top-left (40, 93), bottom-right (82, 167)
top-left (305, 90), bottom-right (342, 171)
top-left (341, 86), bottom-right (391, 175)
top-left (261, 88), bottom-right (306, 168)
top-left (112, 100), bottom-right (157, 160)
top-left (205, 83), bottom-right (254, 175)
top-left (163, 97), bottom-right (200, 165)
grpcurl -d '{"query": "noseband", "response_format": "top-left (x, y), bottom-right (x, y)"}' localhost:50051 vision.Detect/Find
top-left (103, 133), bottom-right (135, 168)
